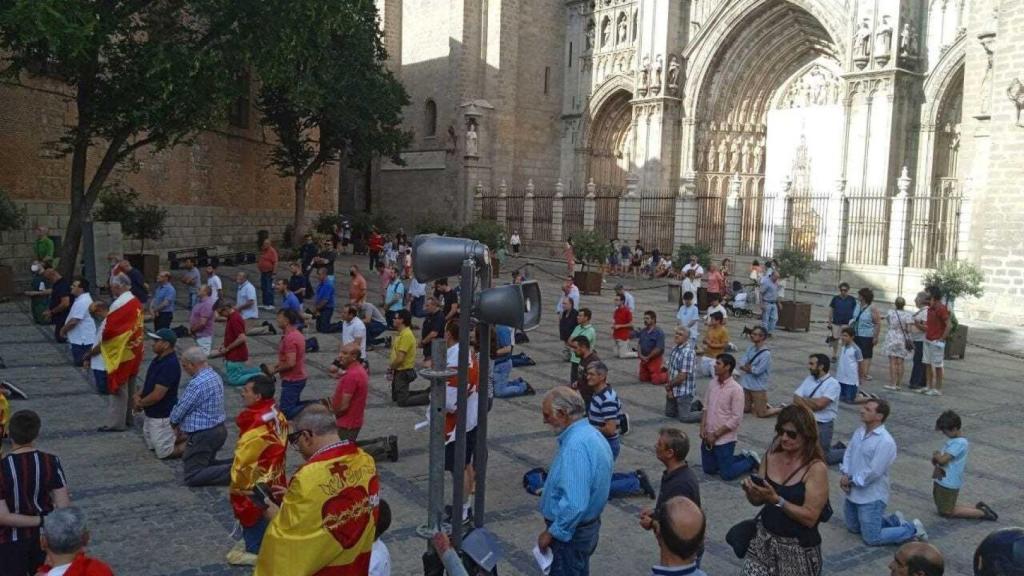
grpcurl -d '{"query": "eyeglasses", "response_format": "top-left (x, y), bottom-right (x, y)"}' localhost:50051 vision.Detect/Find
top-left (287, 429), bottom-right (309, 445)
top-left (776, 428), bottom-right (799, 440)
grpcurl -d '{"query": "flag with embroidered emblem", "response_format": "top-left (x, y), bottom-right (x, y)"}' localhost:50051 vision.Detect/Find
top-left (100, 292), bottom-right (144, 394)
top-left (230, 399), bottom-right (288, 527)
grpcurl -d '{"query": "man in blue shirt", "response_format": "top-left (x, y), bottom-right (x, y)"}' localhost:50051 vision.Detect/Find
top-left (171, 347), bottom-right (230, 487)
top-left (132, 329), bottom-right (181, 458)
top-left (313, 267), bottom-right (337, 333)
top-left (150, 271), bottom-right (176, 331)
top-left (538, 386), bottom-right (613, 576)
top-left (828, 282), bottom-right (857, 360)
top-left (275, 279), bottom-right (304, 330)
top-left (759, 270), bottom-right (780, 334)
top-left (492, 324), bottom-right (534, 398)
top-left (384, 275), bottom-right (406, 329)
top-left (637, 311), bottom-right (668, 385)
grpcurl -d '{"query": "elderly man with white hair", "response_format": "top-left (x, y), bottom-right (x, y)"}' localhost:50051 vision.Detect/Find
top-left (170, 346), bottom-right (231, 486)
top-left (35, 507), bottom-right (113, 575)
top-left (537, 386), bottom-right (613, 576)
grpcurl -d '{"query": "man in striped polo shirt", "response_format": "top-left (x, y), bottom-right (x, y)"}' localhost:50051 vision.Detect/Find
top-left (585, 362), bottom-right (655, 500)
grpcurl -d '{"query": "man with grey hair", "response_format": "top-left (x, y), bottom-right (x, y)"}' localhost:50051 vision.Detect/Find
top-left (170, 346), bottom-right (230, 486)
top-left (537, 386), bottom-right (613, 575)
top-left (585, 362), bottom-right (654, 500)
top-left (36, 507), bottom-right (113, 575)
top-left (96, 273), bottom-right (143, 431)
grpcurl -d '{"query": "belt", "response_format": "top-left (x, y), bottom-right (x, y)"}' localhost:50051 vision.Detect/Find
top-left (545, 516), bottom-right (600, 530)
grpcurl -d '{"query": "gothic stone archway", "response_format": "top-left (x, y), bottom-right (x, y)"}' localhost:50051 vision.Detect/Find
top-left (586, 89), bottom-right (633, 190)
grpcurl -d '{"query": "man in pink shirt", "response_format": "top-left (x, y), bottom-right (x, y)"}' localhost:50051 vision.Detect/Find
top-left (262, 309), bottom-right (307, 419)
top-left (330, 343), bottom-right (397, 461)
top-left (257, 238), bottom-right (279, 309)
top-left (699, 353), bottom-right (759, 480)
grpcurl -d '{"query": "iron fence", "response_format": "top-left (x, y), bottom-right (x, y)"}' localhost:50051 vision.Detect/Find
top-left (841, 192), bottom-right (890, 265)
top-left (786, 194), bottom-right (832, 262)
top-left (594, 188), bottom-right (621, 240)
top-left (506, 188), bottom-right (526, 234)
top-left (906, 180), bottom-right (962, 268)
top-left (639, 194), bottom-right (677, 254)
top-left (736, 193), bottom-right (777, 257)
top-left (532, 192), bottom-right (553, 240)
top-left (562, 188), bottom-right (586, 240)
top-left (695, 194), bottom-right (726, 252)
top-left (480, 194), bottom-right (498, 221)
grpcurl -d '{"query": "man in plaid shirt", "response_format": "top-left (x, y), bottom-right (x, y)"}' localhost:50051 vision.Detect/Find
top-left (171, 346), bottom-right (231, 487)
top-left (666, 327), bottom-right (702, 423)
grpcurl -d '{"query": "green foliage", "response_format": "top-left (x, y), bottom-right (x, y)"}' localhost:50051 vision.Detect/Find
top-left (314, 213), bottom-right (347, 236)
top-left (350, 211), bottom-right (393, 237)
top-left (93, 186), bottom-right (140, 225)
top-left (675, 243), bottom-right (713, 269)
top-left (571, 230), bottom-right (610, 271)
top-left (775, 248), bottom-right (822, 302)
top-left (414, 217), bottom-right (460, 237)
top-left (923, 260), bottom-right (985, 303)
top-left (127, 204), bottom-right (168, 250)
top-left (459, 220), bottom-right (506, 252)
top-left (0, 188), bottom-right (26, 232)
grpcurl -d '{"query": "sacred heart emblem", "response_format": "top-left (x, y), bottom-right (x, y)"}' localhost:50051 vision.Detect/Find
top-left (321, 486), bottom-right (372, 548)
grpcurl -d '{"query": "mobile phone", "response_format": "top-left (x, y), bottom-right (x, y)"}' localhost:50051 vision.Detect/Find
top-left (749, 475), bottom-right (767, 487)
top-left (250, 482), bottom-right (272, 508)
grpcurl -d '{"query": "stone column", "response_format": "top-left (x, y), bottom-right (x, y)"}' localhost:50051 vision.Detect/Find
top-left (583, 180), bottom-right (596, 232)
top-left (618, 174), bottom-right (641, 245)
top-left (473, 181), bottom-right (484, 221)
top-left (723, 173), bottom-right (742, 254)
top-left (523, 183), bottom-right (535, 241)
top-left (551, 180), bottom-right (564, 242)
top-left (887, 167), bottom-right (912, 268)
top-left (825, 179), bottom-right (846, 262)
top-left (956, 177), bottom-right (972, 261)
top-left (772, 176), bottom-right (792, 256)
top-left (496, 180), bottom-right (508, 229)
top-left (675, 172), bottom-right (698, 247)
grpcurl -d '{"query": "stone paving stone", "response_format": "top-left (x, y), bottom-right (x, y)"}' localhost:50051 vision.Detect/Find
top-left (1, 254), bottom-right (1022, 575)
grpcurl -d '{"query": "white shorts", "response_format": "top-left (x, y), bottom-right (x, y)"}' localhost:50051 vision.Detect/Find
top-left (143, 416), bottom-right (177, 459)
top-left (922, 340), bottom-right (945, 368)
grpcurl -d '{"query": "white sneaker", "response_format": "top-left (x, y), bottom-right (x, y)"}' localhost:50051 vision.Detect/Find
top-left (912, 519), bottom-right (928, 541)
top-left (924, 388), bottom-right (942, 396)
top-left (893, 511), bottom-right (907, 525)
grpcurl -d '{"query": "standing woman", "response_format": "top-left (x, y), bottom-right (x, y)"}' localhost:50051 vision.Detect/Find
top-left (558, 296), bottom-right (579, 362)
top-left (908, 291), bottom-right (930, 390)
top-left (850, 288), bottom-right (881, 382)
top-left (883, 297), bottom-right (915, 392)
top-left (564, 237), bottom-right (576, 276)
top-left (741, 405), bottom-right (829, 576)
top-left (721, 258), bottom-right (733, 298)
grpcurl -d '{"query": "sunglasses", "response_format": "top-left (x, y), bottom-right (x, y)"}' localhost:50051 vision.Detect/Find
top-left (776, 428), bottom-right (799, 440)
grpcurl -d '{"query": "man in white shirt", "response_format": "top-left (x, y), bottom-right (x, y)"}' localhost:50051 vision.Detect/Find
top-left (675, 291), bottom-right (700, 341)
top-left (681, 268), bottom-right (700, 301)
top-left (235, 271), bottom-right (259, 322)
top-left (408, 276), bottom-right (427, 318)
top-left (205, 263), bottom-right (223, 303)
top-left (510, 230), bottom-right (522, 256)
top-left (704, 293), bottom-right (728, 325)
top-left (61, 277), bottom-right (96, 367)
top-left (840, 398), bottom-right (926, 546)
top-left (792, 354), bottom-right (844, 465)
top-left (680, 255), bottom-right (704, 279)
top-left (555, 277), bottom-right (581, 314)
top-left (340, 304), bottom-right (368, 361)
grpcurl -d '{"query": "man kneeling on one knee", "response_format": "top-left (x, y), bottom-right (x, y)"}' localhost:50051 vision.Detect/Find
top-left (170, 346), bottom-right (232, 487)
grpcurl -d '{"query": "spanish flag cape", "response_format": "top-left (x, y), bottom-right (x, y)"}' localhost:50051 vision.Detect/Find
top-left (36, 552), bottom-right (114, 575)
top-left (100, 292), bottom-right (144, 394)
top-left (230, 398), bottom-right (288, 528)
top-left (0, 393), bottom-right (9, 440)
top-left (255, 442), bottom-right (379, 576)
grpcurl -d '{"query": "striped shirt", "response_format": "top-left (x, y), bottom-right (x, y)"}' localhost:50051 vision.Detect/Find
top-left (668, 342), bottom-right (697, 398)
top-left (170, 366), bottom-right (226, 433)
top-left (0, 451), bottom-right (67, 543)
top-left (588, 386), bottom-right (622, 442)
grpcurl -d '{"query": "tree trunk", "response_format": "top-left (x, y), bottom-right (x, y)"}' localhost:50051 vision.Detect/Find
top-left (58, 140), bottom-right (91, 278)
top-left (291, 175), bottom-right (309, 247)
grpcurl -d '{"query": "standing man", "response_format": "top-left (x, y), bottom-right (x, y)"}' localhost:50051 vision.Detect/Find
top-left (611, 293), bottom-right (638, 359)
top-left (61, 277), bottom-right (96, 367)
top-left (150, 271), bottom-right (176, 331)
top-left (212, 300), bottom-right (264, 387)
top-left (648, 497), bottom-right (708, 576)
top-left (170, 347), bottom-right (231, 487)
top-left (42, 267), bottom-right (72, 344)
top-left (33, 225), bottom-right (55, 262)
top-left (332, 343), bottom-right (397, 462)
top-left (299, 234), bottom-right (318, 283)
top-left (314, 239), bottom-right (337, 286)
top-left (180, 258), bottom-right (201, 310)
top-left (759, 269), bottom-right (780, 334)
top-left (738, 326), bottom-right (779, 419)
top-left (828, 283), bottom-right (857, 360)
top-left (368, 228), bottom-right (384, 271)
top-left (134, 329), bottom-right (181, 460)
top-left (255, 405), bottom-right (379, 576)
top-left (434, 278), bottom-right (460, 322)
top-left (637, 311), bottom-right (668, 386)
top-left (384, 273), bottom-right (406, 329)
top-left (510, 229), bottom-right (521, 256)
top-left (263, 309), bottom-right (308, 419)
top-left (205, 262), bottom-right (222, 303)
top-left (389, 310), bottom-right (429, 406)
top-left (99, 273), bottom-right (145, 432)
top-left (699, 354), bottom-right (759, 481)
top-left (920, 286), bottom-right (951, 397)
top-left (420, 297), bottom-right (446, 361)
top-left (189, 285), bottom-right (216, 354)
top-left (257, 238), bottom-right (278, 310)
top-left (665, 328), bottom-right (702, 423)
top-left (313, 267), bottom-right (337, 334)
top-left (840, 399), bottom-right (926, 546)
top-left (349, 265), bottom-right (368, 305)
top-left (120, 259), bottom-right (149, 304)
top-left (681, 255), bottom-right (704, 279)
top-left (567, 308), bottom-right (596, 385)
top-left (225, 375), bottom-right (287, 566)
top-left (537, 387), bottom-right (613, 576)
top-left (705, 263), bottom-right (725, 304)
top-left (235, 271), bottom-right (260, 328)
top-left (793, 354), bottom-right (844, 465)
top-left (443, 321), bottom-right (480, 525)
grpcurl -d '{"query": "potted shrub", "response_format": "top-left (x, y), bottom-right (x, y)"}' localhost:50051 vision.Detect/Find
top-left (674, 243), bottom-right (713, 307)
top-left (0, 188), bottom-right (26, 298)
top-left (774, 247), bottom-right (821, 332)
top-left (923, 260), bottom-right (985, 360)
top-left (570, 229), bottom-right (609, 295)
top-left (460, 220), bottom-right (507, 278)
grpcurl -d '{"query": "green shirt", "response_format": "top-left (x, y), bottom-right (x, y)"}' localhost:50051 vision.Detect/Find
top-left (34, 236), bottom-right (54, 261)
top-left (569, 323), bottom-right (596, 364)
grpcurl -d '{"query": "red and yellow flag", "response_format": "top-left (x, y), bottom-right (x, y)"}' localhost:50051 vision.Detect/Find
top-left (100, 293), bottom-right (144, 394)
top-left (0, 394), bottom-right (9, 440)
top-left (255, 443), bottom-right (379, 576)
top-left (230, 399), bottom-right (288, 527)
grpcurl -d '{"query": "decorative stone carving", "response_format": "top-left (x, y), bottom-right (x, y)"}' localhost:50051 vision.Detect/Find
top-left (977, 33), bottom-right (995, 117)
top-left (854, 18), bottom-right (871, 68)
top-left (639, 56), bottom-right (650, 95)
top-left (652, 55), bottom-right (663, 95)
top-left (617, 13), bottom-right (628, 44)
top-left (717, 140), bottom-right (728, 172)
top-left (446, 125), bottom-right (458, 154)
top-left (899, 23), bottom-right (918, 59)
top-left (586, 19), bottom-right (595, 51)
top-left (601, 17), bottom-right (610, 47)
top-left (465, 122), bottom-right (479, 157)
top-left (874, 15), bottom-right (893, 65)
top-left (776, 65), bottom-right (841, 109)
top-left (667, 55), bottom-right (681, 94)
top-left (1007, 78), bottom-right (1024, 127)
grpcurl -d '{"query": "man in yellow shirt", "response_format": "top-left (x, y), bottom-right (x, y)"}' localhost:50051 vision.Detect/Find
top-left (390, 310), bottom-right (429, 406)
top-left (700, 312), bottom-right (730, 377)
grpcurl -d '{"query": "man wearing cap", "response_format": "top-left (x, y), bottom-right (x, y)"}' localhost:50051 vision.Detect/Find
top-left (133, 329), bottom-right (181, 458)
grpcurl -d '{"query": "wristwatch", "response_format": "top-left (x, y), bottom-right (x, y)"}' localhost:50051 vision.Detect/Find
top-left (774, 497), bottom-right (787, 509)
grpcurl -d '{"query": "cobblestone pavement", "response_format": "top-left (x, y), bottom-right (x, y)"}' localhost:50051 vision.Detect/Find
top-left (1, 254), bottom-right (1022, 575)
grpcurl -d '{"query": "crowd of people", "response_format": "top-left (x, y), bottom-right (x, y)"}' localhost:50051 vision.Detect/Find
top-left (0, 228), bottom-right (1018, 576)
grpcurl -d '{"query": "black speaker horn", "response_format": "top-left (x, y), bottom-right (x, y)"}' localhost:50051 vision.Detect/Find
top-left (472, 280), bottom-right (542, 331)
top-left (413, 234), bottom-right (490, 283)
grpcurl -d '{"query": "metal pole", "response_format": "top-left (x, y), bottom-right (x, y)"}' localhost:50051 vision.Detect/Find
top-left (419, 340), bottom-right (453, 539)
top-left (473, 263), bottom-right (492, 528)
top-left (450, 259), bottom-right (475, 547)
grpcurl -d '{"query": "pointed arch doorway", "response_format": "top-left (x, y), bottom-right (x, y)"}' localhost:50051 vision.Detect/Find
top-left (587, 90), bottom-right (633, 191)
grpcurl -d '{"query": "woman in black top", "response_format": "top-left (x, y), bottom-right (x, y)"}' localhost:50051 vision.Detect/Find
top-left (558, 296), bottom-right (579, 362)
top-left (741, 405), bottom-right (830, 576)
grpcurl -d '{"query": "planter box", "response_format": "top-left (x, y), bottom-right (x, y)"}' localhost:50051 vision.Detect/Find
top-left (573, 270), bottom-right (603, 295)
top-left (0, 264), bottom-right (14, 299)
top-left (126, 253), bottom-right (160, 285)
top-left (945, 325), bottom-right (967, 360)
top-left (777, 300), bottom-right (812, 332)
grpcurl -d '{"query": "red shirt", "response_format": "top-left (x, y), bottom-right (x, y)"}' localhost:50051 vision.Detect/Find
top-left (224, 311), bottom-right (249, 362)
top-left (925, 302), bottom-right (950, 341)
top-left (349, 273), bottom-right (367, 304)
top-left (369, 233), bottom-right (384, 253)
top-left (613, 306), bottom-right (633, 341)
top-left (257, 246), bottom-right (278, 273)
top-left (706, 270), bottom-right (725, 294)
top-left (333, 363), bottom-right (369, 429)
top-left (278, 327), bottom-right (307, 381)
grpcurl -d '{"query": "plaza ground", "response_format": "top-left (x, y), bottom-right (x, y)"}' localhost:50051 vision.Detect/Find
top-left (1, 253), bottom-right (1022, 575)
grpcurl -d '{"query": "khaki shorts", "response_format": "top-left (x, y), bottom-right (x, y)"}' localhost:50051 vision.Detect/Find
top-left (922, 340), bottom-right (945, 368)
top-left (933, 483), bottom-right (959, 515)
top-left (831, 324), bottom-right (847, 341)
top-left (143, 416), bottom-right (177, 459)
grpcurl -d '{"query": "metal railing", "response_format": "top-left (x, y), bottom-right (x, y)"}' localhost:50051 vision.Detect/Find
top-left (841, 192), bottom-right (890, 265)
top-left (639, 194), bottom-right (676, 254)
top-left (562, 188), bottom-right (586, 240)
top-left (506, 188), bottom-right (526, 234)
top-left (786, 194), bottom-right (832, 262)
top-left (480, 195), bottom-right (498, 221)
top-left (594, 189), bottom-right (621, 240)
top-left (532, 192), bottom-right (553, 240)
top-left (906, 180), bottom-right (962, 268)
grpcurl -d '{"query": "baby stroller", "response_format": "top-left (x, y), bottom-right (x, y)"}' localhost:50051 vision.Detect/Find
top-left (726, 280), bottom-right (758, 319)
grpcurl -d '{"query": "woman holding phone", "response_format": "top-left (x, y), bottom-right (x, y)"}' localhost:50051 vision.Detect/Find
top-left (740, 405), bottom-right (830, 576)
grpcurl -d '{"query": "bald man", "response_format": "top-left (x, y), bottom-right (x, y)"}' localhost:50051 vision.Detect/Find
top-left (889, 542), bottom-right (944, 576)
top-left (652, 496), bottom-right (707, 576)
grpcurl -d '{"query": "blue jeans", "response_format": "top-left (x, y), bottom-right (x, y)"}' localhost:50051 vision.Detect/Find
top-left (700, 441), bottom-right (756, 481)
top-left (367, 320), bottom-right (388, 345)
top-left (187, 291), bottom-right (197, 310)
top-left (762, 302), bottom-right (778, 333)
top-left (606, 437), bottom-right (642, 498)
top-left (549, 518), bottom-right (601, 576)
top-left (243, 517), bottom-right (269, 554)
top-left (280, 379), bottom-right (307, 420)
top-left (260, 272), bottom-right (274, 307)
top-left (92, 370), bottom-right (108, 395)
top-left (70, 343), bottom-right (92, 366)
top-left (840, 382), bottom-right (858, 403)
top-left (844, 499), bottom-right (916, 546)
top-left (492, 361), bottom-right (526, 398)
top-left (410, 296), bottom-right (425, 318)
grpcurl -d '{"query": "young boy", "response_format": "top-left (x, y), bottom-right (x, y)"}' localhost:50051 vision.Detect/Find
top-left (836, 327), bottom-right (874, 404)
top-left (932, 410), bottom-right (998, 521)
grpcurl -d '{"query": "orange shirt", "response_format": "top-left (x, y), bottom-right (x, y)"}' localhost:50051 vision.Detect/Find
top-left (349, 274), bottom-right (367, 304)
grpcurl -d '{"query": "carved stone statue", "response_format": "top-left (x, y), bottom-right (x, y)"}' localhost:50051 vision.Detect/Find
top-left (753, 139), bottom-right (765, 173)
top-left (465, 123), bottom-right (479, 157)
top-left (617, 15), bottom-right (628, 44)
top-left (601, 18), bottom-right (610, 47)
top-left (639, 56), bottom-right (651, 92)
top-left (717, 140), bottom-right (728, 173)
top-left (586, 20), bottom-right (595, 51)
top-left (899, 23), bottom-right (918, 57)
top-left (653, 55), bottom-right (663, 93)
top-left (875, 15), bottom-right (893, 58)
top-left (667, 55), bottom-right (681, 90)
top-left (729, 141), bottom-right (740, 172)
top-left (979, 35), bottom-right (995, 115)
top-left (855, 18), bottom-right (872, 59)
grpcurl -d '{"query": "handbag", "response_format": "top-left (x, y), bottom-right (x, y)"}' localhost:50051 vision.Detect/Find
top-left (726, 511), bottom-right (762, 558)
top-left (897, 312), bottom-right (914, 352)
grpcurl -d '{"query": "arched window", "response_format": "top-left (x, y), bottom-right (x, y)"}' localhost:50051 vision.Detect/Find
top-left (424, 99), bottom-right (438, 137)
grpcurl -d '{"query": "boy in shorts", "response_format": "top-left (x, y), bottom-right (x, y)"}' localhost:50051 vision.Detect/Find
top-left (836, 327), bottom-right (875, 404)
top-left (931, 410), bottom-right (998, 521)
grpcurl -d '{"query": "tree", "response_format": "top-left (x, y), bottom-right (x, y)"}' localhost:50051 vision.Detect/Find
top-left (0, 0), bottom-right (245, 277)
top-left (93, 185), bottom-right (167, 253)
top-left (249, 0), bottom-right (411, 245)
top-left (0, 188), bottom-right (25, 233)
top-left (774, 248), bottom-right (821, 303)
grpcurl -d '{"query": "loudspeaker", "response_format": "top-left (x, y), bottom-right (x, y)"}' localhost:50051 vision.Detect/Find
top-left (413, 235), bottom-right (489, 283)
top-left (472, 280), bottom-right (542, 331)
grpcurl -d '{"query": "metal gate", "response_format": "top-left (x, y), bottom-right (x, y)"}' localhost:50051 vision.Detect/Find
top-left (532, 192), bottom-right (553, 240)
top-left (841, 193), bottom-right (890, 265)
top-left (638, 195), bottom-right (676, 254)
top-left (594, 189), bottom-right (621, 240)
top-left (506, 187), bottom-right (525, 234)
top-left (562, 188), bottom-right (586, 240)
